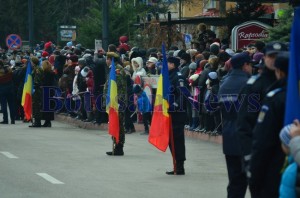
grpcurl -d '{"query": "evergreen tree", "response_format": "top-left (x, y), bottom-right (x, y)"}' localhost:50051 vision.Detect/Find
top-left (265, 7), bottom-right (293, 42)
top-left (226, 1), bottom-right (266, 32)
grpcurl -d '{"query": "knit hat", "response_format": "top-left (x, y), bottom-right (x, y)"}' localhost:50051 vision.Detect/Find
top-left (78, 58), bottom-right (86, 66)
top-left (252, 52), bottom-right (264, 64)
top-left (147, 57), bottom-right (158, 64)
top-left (167, 57), bottom-right (180, 68)
top-left (42, 51), bottom-right (49, 58)
top-left (36, 52), bottom-right (42, 58)
top-left (82, 53), bottom-right (91, 59)
top-left (208, 72), bottom-right (218, 80)
top-left (279, 124), bottom-right (294, 147)
top-left (189, 62), bottom-right (197, 70)
top-left (180, 53), bottom-right (191, 63)
top-left (44, 41), bottom-right (52, 49)
top-left (66, 41), bottom-right (73, 47)
top-left (81, 66), bottom-right (89, 77)
top-left (210, 43), bottom-right (220, 55)
top-left (173, 50), bottom-right (181, 57)
top-left (133, 84), bottom-right (142, 94)
top-left (119, 36), bottom-right (128, 43)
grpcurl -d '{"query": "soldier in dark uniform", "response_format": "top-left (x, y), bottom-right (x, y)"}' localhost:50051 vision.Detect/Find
top-left (218, 52), bottom-right (253, 197)
top-left (249, 52), bottom-right (289, 198)
top-left (165, 57), bottom-right (187, 175)
top-left (237, 42), bottom-right (288, 170)
top-left (29, 56), bottom-right (44, 127)
top-left (104, 52), bottom-right (127, 156)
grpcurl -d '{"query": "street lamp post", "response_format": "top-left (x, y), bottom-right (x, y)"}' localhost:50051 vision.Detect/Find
top-left (28, 0), bottom-right (34, 51)
top-left (102, 0), bottom-right (109, 52)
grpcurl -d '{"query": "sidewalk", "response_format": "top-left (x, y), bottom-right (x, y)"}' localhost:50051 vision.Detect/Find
top-left (55, 114), bottom-right (222, 144)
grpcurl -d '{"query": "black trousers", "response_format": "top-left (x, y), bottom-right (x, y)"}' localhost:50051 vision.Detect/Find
top-left (225, 155), bottom-right (248, 198)
top-left (142, 112), bottom-right (151, 131)
top-left (171, 124), bottom-right (186, 162)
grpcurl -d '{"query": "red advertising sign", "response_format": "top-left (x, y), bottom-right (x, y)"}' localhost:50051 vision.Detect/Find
top-left (231, 21), bottom-right (271, 51)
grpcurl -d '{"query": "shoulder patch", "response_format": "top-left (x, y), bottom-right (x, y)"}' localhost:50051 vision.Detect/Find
top-left (267, 88), bottom-right (283, 98)
top-left (247, 75), bottom-right (260, 85)
top-left (257, 105), bottom-right (269, 123)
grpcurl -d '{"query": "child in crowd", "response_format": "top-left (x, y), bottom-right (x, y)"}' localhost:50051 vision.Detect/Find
top-left (133, 85), bottom-right (152, 135)
top-left (279, 123), bottom-right (299, 198)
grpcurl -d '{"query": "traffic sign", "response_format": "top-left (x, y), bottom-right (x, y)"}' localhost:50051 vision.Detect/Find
top-left (6, 34), bottom-right (22, 49)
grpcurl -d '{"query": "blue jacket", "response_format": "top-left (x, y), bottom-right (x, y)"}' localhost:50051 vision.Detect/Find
top-left (137, 91), bottom-right (152, 113)
top-left (280, 157), bottom-right (297, 198)
top-left (218, 69), bottom-right (249, 155)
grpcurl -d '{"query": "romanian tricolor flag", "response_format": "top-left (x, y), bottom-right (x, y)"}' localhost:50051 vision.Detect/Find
top-left (106, 58), bottom-right (120, 143)
top-left (149, 43), bottom-right (171, 152)
top-left (284, 7), bottom-right (300, 125)
top-left (21, 60), bottom-right (33, 121)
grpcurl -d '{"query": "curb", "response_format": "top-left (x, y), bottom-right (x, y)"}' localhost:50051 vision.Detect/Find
top-left (55, 114), bottom-right (222, 144)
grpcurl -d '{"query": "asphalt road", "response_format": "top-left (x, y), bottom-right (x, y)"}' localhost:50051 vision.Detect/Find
top-left (0, 120), bottom-right (248, 198)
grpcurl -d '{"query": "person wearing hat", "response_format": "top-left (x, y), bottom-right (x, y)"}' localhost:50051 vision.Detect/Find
top-left (187, 61), bottom-right (199, 131)
top-left (236, 42), bottom-right (288, 195)
top-left (197, 55), bottom-right (219, 133)
top-left (278, 120), bottom-right (300, 198)
top-left (217, 52), bottom-right (253, 197)
top-left (204, 71), bottom-right (221, 135)
top-left (146, 57), bottom-right (158, 75)
top-left (41, 60), bottom-right (55, 127)
top-left (179, 52), bottom-right (191, 80)
top-left (165, 56), bottom-right (187, 175)
top-left (28, 56), bottom-right (44, 127)
top-left (249, 51), bottom-right (290, 197)
top-left (104, 50), bottom-right (127, 156)
top-left (131, 57), bottom-right (146, 82)
top-left (0, 59), bottom-right (15, 124)
top-left (252, 59), bottom-right (264, 75)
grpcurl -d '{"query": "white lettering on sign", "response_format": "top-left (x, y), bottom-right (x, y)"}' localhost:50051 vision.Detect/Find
top-left (238, 30), bottom-right (269, 40)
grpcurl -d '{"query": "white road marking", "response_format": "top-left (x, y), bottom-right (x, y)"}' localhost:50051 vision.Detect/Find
top-left (0, 151), bottom-right (19, 159)
top-left (36, 173), bottom-right (64, 184)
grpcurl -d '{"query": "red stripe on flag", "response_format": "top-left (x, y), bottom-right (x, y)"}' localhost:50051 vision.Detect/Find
top-left (23, 93), bottom-right (32, 120)
top-left (148, 105), bottom-right (170, 152)
top-left (108, 107), bottom-right (120, 144)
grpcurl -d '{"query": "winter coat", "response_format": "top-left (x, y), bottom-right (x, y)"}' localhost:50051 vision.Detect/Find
top-left (131, 57), bottom-right (146, 81)
top-left (279, 157), bottom-right (297, 198)
top-left (249, 78), bottom-right (287, 197)
top-left (137, 91), bottom-right (152, 113)
top-left (218, 69), bottom-right (249, 156)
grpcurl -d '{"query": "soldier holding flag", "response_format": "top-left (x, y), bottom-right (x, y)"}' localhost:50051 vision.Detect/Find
top-left (104, 52), bottom-right (127, 156)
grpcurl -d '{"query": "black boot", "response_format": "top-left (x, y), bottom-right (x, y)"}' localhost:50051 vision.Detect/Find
top-left (42, 120), bottom-right (52, 127)
top-left (106, 144), bottom-right (124, 156)
top-left (29, 119), bottom-right (41, 128)
top-left (166, 161), bottom-right (185, 175)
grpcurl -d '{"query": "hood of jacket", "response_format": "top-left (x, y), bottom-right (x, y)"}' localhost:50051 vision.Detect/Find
top-left (131, 57), bottom-right (144, 72)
